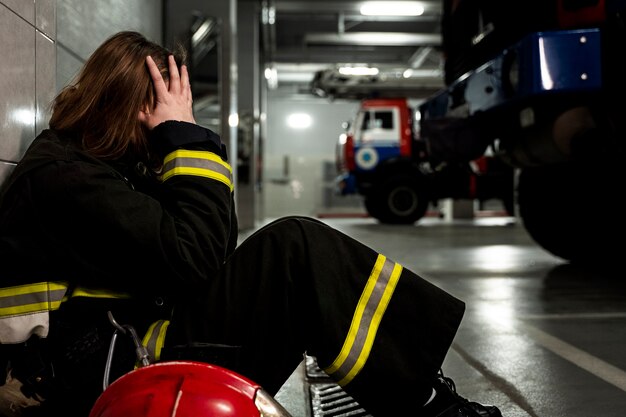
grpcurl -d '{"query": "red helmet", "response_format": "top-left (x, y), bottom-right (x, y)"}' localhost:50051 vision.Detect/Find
top-left (88, 361), bottom-right (292, 417)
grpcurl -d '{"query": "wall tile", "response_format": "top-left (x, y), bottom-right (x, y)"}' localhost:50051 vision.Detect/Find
top-left (57, 0), bottom-right (162, 65)
top-left (0, 162), bottom-right (16, 186)
top-left (0, 8), bottom-right (36, 163)
top-left (55, 0), bottom-right (163, 92)
top-left (36, 30), bottom-right (56, 137)
top-left (55, 46), bottom-right (82, 91)
top-left (35, 0), bottom-right (55, 39)
top-left (1, 0), bottom-right (34, 24)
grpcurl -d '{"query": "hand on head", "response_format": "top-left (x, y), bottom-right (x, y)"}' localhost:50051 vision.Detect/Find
top-left (139, 55), bottom-right (196, 130)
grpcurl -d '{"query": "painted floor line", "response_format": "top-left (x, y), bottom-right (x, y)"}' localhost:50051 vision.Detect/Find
top-left (521, 321), bottom-right (626, 392)
top-left (521, 312), bottom-right (626, 320)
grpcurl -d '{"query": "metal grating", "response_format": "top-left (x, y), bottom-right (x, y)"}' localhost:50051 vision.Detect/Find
top-left (310, 383), bottom-right (372, 417)
top-left (306, 356), bottom-right (373, 417)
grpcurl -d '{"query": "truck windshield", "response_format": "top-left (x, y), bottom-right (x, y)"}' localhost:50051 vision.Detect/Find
top-left (362, 110), bottom-right (394, 130)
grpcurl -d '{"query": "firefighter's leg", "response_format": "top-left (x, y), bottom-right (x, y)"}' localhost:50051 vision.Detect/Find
top-left (166, 215), bottom-right (465, 415)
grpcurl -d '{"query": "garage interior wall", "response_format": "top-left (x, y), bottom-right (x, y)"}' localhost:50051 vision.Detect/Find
top-left (0, 0), bottom-right (56, 187)
top-left (263, 95), bottom-right (363, 219)
top-left (1, 0), bottom-right (365, 227)
top-left (56, 0), bottom-right (163, 91)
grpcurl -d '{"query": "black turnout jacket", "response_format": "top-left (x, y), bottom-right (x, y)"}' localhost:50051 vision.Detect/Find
top-left (0, 120), bottom-right (237, 348)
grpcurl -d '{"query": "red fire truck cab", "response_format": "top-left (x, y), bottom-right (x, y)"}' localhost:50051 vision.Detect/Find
top-left (336, 97), bottom-right (515, 224)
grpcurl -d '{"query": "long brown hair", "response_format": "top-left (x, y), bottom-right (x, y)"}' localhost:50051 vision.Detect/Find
top-left (49, 31), bottom-right (187, 166)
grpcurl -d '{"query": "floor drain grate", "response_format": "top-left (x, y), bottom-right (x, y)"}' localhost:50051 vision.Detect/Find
top-left (306, 356), bottom-right (372, 417)
top-left (310, 383), bottom-right (372, 417)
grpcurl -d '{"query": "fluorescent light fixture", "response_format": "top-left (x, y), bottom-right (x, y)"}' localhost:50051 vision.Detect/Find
top-left (264, 65), bottom-right (278, 89)
top-left (360, 1), bottom-right (425, 16)
top-left (262, 5), bottom-right (276, 24)
top-left (402, 68), bottom-right (443, 78)
top-left (228, 113), bottom-right (239, 127)
top-left (338, 66), bottom-right (379, 76)
top-left (286, 113), bottom-right (312, 129)
top-left (192, 19), bottom-right (213, 45)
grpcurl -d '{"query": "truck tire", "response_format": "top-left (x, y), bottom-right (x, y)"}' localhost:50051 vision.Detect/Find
top-left (364, 177), bottom-right (430, 224)
top-left (517, 159), bottom-right (625, 265)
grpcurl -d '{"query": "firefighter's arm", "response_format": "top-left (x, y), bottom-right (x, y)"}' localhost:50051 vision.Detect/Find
top-left (135, 53), bottom-right (236, 281)
top-left (149, 120), bottom-right (236, 276)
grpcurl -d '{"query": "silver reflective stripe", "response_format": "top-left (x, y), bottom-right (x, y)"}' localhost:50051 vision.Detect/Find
top-left (0, 282), bottom-right (132, 345)
top-left (0, 282), bottom-right (68, 344)
top-left (142, 319), bottom-right (170, 362)
top-left (161, 149), bottom-right (233, 190)
top-left (323, 254), bottom-right (403, 386)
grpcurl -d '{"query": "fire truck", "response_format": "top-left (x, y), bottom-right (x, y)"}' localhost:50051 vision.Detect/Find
top-left (325, 0), bottom-right (626, 265)
top-left (417, 0), bottom-right (626, 264)
top-left (335, 97), bottom-right (515, 224)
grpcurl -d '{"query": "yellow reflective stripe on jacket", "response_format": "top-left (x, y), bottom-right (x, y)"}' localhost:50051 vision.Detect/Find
top-left (142, 319), bottom-right (170, 362)
top-left (323, 254), bottom-right (403, 386)
top-left (0, 282), bottom-right (67, 316)
top-left (68, 287), bottom-right (131, 300)
top-left (161, 149), bottom-right (234, 190)
top-left (0, 282), bottom-right (68, 344)
top-left (0, 281), bottom-right (131, 345)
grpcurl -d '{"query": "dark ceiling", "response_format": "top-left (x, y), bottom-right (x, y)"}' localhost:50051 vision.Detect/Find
top-left (189, 0), bottom-right (447, 124)
top-left (260, 0), bottom-right (445, 99)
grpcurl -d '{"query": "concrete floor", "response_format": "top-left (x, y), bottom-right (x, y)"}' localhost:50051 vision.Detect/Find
top-left (2, 213), bottom-right (623, 416)
top-left (270, 215), bottom-right (626, 417)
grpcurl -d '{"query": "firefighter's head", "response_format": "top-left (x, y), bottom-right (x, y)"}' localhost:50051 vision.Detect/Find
top-left (48, 31), bottom-right (185, 170)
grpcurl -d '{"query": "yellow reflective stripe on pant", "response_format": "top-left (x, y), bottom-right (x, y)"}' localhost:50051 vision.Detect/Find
top-left (142, 319), bottom-right (170, 362)
top-left (323, 254), bottom-right (403, 386)
top-left (160, 149), bottom-right (234, 191)
top-left (0, 282), bottom-right (130, 344)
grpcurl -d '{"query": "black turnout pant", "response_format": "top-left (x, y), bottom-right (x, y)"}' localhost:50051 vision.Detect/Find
top-left (167, 216), bottom-right (465, 416)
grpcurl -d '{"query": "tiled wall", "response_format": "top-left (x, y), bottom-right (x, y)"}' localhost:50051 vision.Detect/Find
top-left (56, 0), bottom-right (163, 90)
top-left (0, 0), bottom-right (56, 185)
top-left (0, 0), bottom-right (162, 188)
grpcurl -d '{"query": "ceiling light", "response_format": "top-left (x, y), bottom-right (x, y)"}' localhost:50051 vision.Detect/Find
top-left (262, 5), bottom-right (275, 24)
top-left (228, 113), bottom-right (239, 127)
top-left (338, 66), bottom-right (379, 76)
top-left (360, 1), bottom-right (425, 16)
top-left (264, 65), bottom-right (278, 89)
top-left (286, 113), bottom-right (312, 129)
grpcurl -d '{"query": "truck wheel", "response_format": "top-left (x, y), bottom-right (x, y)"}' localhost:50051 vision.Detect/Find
top-left (501, 192), bottom-right (516, 217)
top-left (365, 177), bottom-right (429, 224)
top-left (517, 160), bottom-right (625, 265)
